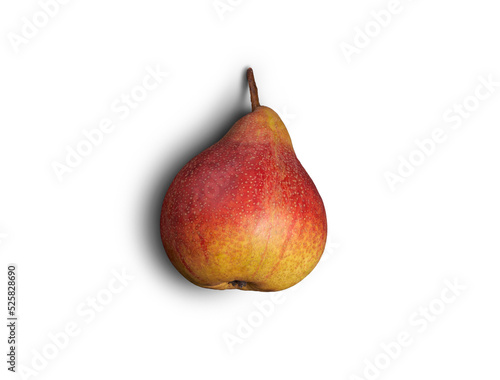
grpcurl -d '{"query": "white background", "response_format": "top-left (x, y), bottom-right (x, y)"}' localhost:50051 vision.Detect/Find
top-left (1, 0), bottom-right (500, 379)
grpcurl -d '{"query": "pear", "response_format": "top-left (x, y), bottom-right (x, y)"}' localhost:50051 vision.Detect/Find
top-left (160, 68), bottom-right (327, 291)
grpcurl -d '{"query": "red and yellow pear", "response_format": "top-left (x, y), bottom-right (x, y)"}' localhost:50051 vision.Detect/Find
top-left (160, 68), bottom-right (327, 291)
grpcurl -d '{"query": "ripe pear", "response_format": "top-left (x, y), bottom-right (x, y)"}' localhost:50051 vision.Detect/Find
top-left (160, 68), bottom-right (327, 291)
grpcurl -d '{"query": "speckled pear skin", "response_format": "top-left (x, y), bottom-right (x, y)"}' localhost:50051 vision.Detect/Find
top-left (160, 105), bottom-right (327, 291)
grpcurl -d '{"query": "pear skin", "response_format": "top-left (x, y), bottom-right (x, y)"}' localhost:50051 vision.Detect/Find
top-left (160, 68), bottom-right (327, 291)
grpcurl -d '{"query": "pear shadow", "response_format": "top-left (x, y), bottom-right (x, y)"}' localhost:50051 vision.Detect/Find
top-left (142, 69), bottom-right (250, 297)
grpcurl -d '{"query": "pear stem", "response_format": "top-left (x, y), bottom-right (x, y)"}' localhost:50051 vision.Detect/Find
top-left (247, 68), bottom-right (260, 111)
